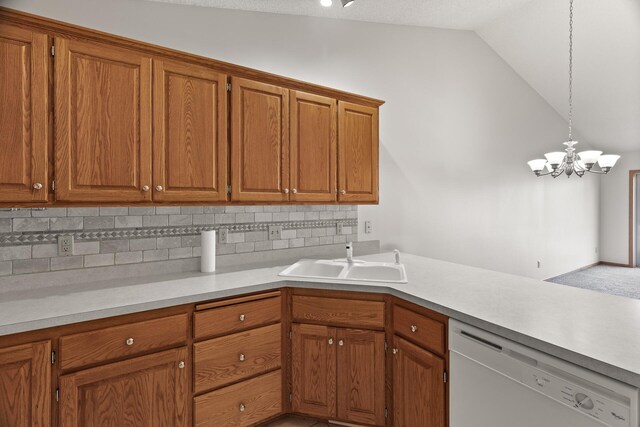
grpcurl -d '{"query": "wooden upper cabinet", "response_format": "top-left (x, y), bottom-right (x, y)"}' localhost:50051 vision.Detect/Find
top-left (231, 77), bottom-right (289, 202)
top-left (336, 329), bottom-right (385, 426)
top-left (153, 60), bottom-right (228, 202)
top-left (54, 37), bottom-right (153, 202)
top-left (291, 323), bottom-right (337, 419)
top-left (0, 23), bottom-right (49, 203)
top-left (0, 341), bottom-right (51, 427)
top-left (338, 101), bottom-right (379, 203)
top-left (59, 347), bottom-right (189, 427)
top-left (290, 91), bottom-right (337, 202)
top-left (393, 336), bottom-right (446, 427)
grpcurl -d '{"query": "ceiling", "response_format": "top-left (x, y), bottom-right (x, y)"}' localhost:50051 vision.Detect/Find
top-left (146, 0), bottom-right (536, 30)
top-left (147, 0), bottom-right (640, 153)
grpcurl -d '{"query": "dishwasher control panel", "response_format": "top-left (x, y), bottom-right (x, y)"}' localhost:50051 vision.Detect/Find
top-left (522, 366), bottom-right (630, 427)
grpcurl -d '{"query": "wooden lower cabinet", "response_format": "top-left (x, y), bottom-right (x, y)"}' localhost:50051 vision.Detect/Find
top-left (392, 336), bottom-right (446, 427)
top-left (291, 324), bottom-right (385, 426)
top-left (194, 369), bottom-right (282, 427)
top-left (0, 341), bottom-right (51, 427)
top-left (59, 347), bottom-right (189, 427)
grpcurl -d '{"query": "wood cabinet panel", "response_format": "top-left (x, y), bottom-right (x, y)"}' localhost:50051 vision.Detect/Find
top-left (60, 314), bottom-right (188, 371)
top-left (59, 347), bottom-right (189, 427)
top-left (336, 329), bottom-right (385, 425)
top-left (0, 23), bottom-right (48, 203)
top-left (231, 77), bottom-right (289, 202)
top-left (338, 101), bottom-right (379, 203)
top-left (153, 59), bottom-right (228, 202)
top-left (0, 341), bottom-right (51, 427)
top-left (194, 323), bottom-right (281, 393)
top-left (54, 37), bottom-right (152, 202)
top-left (290, 91), bottom-right (337, 202)
top-left (291, 323), bottom-right (337, 419)
top-left (393, 336), bottom-right (445, 427)
top-left (292, 295), bottom-right (385, 329)
top-left (393, 305), bottom-right (446, 356)
top-left (194, 295), bottom-right (281, 340)
top-left (194, 369), bottom-right (282, 427)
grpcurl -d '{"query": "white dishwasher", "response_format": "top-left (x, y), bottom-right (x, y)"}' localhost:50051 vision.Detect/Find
top-left (449, 320), bottom-right (639, 427)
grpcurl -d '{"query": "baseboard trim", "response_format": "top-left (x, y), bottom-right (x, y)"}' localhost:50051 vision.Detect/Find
top-left (599, 261), bottom-right (633, 268)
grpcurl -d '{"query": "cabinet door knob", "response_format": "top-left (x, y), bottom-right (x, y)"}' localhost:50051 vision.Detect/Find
top-left (328, 338), bottom-right (334, 345)
top-left (142, 185), bottom-right (150, 192)
top-left (155, 185), bottom-right (164, 192)
top-left (178, 361), bottom-right (185, 369)
top-left (239, 314), bottom-right (245, 321)
top-left (239, 353), bottom-right (246, 362)
top-left (292, 188), bottom-right (297, 194)
top-left (126, 338), bottom-right (134, 346)
top-left (392, 348), bottom-right (399, 355)
top-left (340, 190), bottom-right (347, 195)
top-left (283, 188), bottom-right (289, 194)
top-left (338, 339), bottom-right (344, 346)
top-left (239, 403), bottom-right (246, 412)
top-left (410, 325), bottom-right (418, 333)
top-left (33, 183), bottom-right (43, 190)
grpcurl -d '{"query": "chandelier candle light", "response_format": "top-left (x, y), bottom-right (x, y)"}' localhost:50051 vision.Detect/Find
top-left (527, 0), bottom-right (620, 178)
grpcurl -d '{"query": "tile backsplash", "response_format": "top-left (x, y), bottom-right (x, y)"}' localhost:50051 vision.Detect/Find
top-left (0, 205), bottom-right (358, 276)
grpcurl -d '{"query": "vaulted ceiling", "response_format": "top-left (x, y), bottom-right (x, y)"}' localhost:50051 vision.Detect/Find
top-left (147, 0), bottom-right (640, 153)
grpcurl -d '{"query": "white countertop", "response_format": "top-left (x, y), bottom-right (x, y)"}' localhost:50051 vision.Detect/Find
top-left (0, 252), bottom-right (639, 388)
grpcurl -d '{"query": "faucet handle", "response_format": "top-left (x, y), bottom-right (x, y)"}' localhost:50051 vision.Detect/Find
top-left (393, 249), bottom-right (400, 264)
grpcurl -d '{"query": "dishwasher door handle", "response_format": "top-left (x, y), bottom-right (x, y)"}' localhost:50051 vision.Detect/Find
top-left (459, 330), bottom-right (503, 351)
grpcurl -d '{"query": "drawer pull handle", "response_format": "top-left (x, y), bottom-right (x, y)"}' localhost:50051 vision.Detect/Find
top-left (178, 361), bottom-right (185, 369)
top-left (239, 314), bottom-right (245, 321)
top-left (33, 182), bottom-right (43, 190)
top-left (239, 353), bottom-right (246, 362)
top-left (126, 338), bottom-right (134, 346)
top-left (392, 348), bottom-right (399, 355)
top-left (239, 403), bottom-right (246, 412)
top-left (410, 325), bottom-right (418, 333)
top-left (328, 338), bottom-right (334, 345)
top-left (338, 339), bottom-right (344, 346)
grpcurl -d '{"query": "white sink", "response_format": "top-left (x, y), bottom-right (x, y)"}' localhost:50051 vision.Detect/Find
top-left (279, 258), bottom-right (407, 283)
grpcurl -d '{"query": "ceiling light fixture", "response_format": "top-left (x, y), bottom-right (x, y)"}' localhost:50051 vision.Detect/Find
top-left (527, 0), bottom-right (619, 178)
top-left (320, 0), bottom-right (332, 7)
top-left (341, 0), bottom-right (355, 7)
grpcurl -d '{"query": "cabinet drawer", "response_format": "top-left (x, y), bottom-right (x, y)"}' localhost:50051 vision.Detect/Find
top-left (194, 296), bottom-right (281, 340)
top-left (393, 305), bottom-right (445, 355)
top-left (60, 314), bottom-right (188, 371)
top-left (292, 295), bottom-right (384, 328)
top-left (194, 323), bottom-right (281, 393)
top-left (194, 369), bottom-right (282, 427)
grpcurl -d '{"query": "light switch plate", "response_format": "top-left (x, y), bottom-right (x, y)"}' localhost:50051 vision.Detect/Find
top-left (58, 235), bottom-right (74, 257)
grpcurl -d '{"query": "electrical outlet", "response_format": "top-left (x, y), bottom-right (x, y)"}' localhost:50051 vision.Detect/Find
top-left (364, 220), bottom-right (372, 234)
top-left (219, 228), bottom-right (228, 244)
top-left (537, 260), bottom-right (541, 268)
top-left (337, 223), bottom-right (344, 235)
top-left (268, 225), bottom-right (282, 240)
top-left (58, 235), bottom-right (74, 257)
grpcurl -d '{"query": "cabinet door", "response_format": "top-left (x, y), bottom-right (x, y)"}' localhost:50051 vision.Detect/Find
top-left (153, 60), bottom-right (228, 202)
top-left (59, 347), bottom-right (188, 427)
top-left (291, 324), bottom-right (336, 419)
top-left (290, 91), bottom-right (337, 202)
top-left (393, 336), bottom-right (445, 427)
top-left (231, 77), bottom-right (289, 202)
top-left (0, 341), bottom-right (51, 427)
top-left (337, 101), bottom-right (379, 203)
top-left (55, 38), bottom-right (152, 202)
top-left (0, 24), bottom-right (49, 203)
top-left (336, 329), bottom-right (385, 426)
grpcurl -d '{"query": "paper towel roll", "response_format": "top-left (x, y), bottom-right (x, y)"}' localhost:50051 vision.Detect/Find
top-left (201, 230), bottom-right (216, 272)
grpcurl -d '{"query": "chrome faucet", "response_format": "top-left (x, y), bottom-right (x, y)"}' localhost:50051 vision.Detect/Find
top-left (393, 249), bottom-right (400, 265)
top-left (346, 242), bottom-right (354, 263)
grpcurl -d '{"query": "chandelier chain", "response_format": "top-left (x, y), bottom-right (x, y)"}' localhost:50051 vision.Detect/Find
top-left (568, 0), bottom-right (573, 141)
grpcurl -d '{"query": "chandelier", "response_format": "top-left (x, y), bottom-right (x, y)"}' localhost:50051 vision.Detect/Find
top-left (527, 0), bottom-right (620, 178)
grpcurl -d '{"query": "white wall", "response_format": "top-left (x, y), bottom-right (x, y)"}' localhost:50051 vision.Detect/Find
top-left (599, 151), bottom-right (640, 265)
top-left (5, 0), bottom-right (600, 279)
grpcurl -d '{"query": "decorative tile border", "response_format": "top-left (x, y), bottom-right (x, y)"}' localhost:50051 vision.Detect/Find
top-left (0, 219), bottom-right (358, 246)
